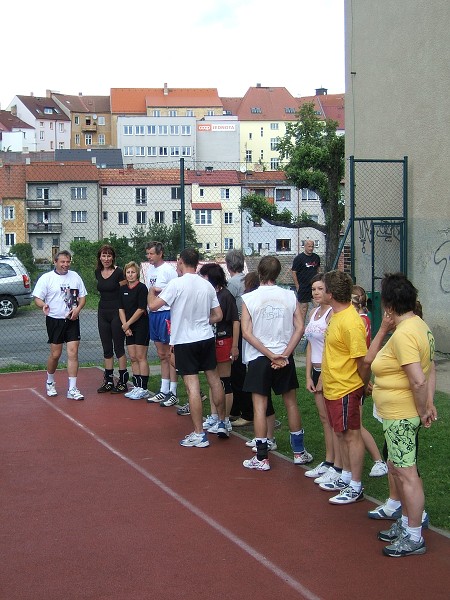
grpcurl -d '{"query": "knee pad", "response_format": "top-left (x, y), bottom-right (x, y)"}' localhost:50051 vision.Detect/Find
top-left (220, 376), bottom-right (233, 394)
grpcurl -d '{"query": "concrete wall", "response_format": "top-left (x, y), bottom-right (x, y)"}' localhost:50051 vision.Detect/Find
top-left (345, 0), bottom-right (450, 352)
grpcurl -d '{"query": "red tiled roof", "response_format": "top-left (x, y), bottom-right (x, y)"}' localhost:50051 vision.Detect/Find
top-left (98, 168), bottom-right (181, 186)
top-left (238, 170), bottom-right (288, 185)
top-left (297, 93), bottom-right (345, 129)
top-left (52, 94), bottom-right (111, 114)
top-left (111, 88), bottom-right (223, 113)
top-left (25, 162), bottom-right (99, 182)
top-left (185, 170), bottom-right (240, 185)
top-left (191, 203), bottom-right (222, 210)
top-left (0, 110), bottom-right (33, 131)
top-left (232, 86), bottom-right (299, 121)
top-left (0, 164), bottom-right (26, 198)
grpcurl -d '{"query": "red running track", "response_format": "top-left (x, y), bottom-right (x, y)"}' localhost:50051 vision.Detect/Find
top-left (1, 367), bottom-right (449, 600)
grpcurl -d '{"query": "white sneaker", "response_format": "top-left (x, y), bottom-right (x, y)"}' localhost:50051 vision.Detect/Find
top-left (124, 387), bottom-right (139, 398)
top-left (293, 450), bottom-right (313, 465)
top-left (46, 382), bottom-right (57, 397)
top-left (203, 415), bottom-right (218, 429)
top-left (304, 461), bottom-right (330, 478)
top-left (314, 466), bottom-right (340, 485)
top-left (67, 387), bottom-right (84, 401)
top-left (251, 438), bottom-right (277, 452)
top-left (369, 460), bottom-right (388, 477)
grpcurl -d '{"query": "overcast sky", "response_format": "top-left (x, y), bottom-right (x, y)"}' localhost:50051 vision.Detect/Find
top-left (1, 0), bottom-right (344, 109)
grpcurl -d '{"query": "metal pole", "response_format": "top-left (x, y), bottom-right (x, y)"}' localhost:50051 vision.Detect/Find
top-left (180, 158), bottom-right (185, 249)
top-left (349, 155), bottom-right (355, 280)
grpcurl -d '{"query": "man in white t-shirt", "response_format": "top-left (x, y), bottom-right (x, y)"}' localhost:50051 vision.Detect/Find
top-left (145, 241), bottom-right (178, 407)
top-left (32, 250), bottom-right (87, 401)
top-left (148, 248), bottom-right (226, 448)
top-left (241, 255), bottom-right (312, 471)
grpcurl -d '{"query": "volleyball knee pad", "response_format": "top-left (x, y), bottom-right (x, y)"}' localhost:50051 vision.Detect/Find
top-left (220, 376), bottom-right (233, 394)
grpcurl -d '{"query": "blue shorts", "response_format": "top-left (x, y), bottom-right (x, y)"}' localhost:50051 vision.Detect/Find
top-left (149, 310), bottom-right (171, 344)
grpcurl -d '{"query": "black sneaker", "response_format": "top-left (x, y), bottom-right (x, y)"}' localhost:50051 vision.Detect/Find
top-left (97, 381), bottom-right (114, 393)
top-left (110, 382), bottom-right (128, 394)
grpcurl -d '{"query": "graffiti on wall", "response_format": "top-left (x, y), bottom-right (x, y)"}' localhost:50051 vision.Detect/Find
top-left (434, 239), bottom-right (450, 294)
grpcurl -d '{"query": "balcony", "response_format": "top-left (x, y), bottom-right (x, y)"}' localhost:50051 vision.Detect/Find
top-left (26, 199), bottom-right (62, 209)
top-left (27, 222), bottom-right (63, 234)
top-left (81, 123), bottom-right (97, 132)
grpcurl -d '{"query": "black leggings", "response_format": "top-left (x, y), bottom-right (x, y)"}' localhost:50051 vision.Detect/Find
top-left (98, 308), bottom-right (125, 359)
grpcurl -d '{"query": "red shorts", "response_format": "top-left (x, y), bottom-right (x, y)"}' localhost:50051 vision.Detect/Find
top-left (215, 337), bottom-right (232, 363)
top-left (325, 387), bottom-right (364, 432)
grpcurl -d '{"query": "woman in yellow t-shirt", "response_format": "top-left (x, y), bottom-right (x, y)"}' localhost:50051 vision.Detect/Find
top-left (368, 273), bottom-right (436, 558)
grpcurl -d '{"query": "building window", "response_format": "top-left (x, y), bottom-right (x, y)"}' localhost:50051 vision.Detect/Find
top-left (270, 158), bottom-right (279, 170)
top-left (5, 233), bottom-right (15, 246)
top-left (155, 211), bottom-right (164, 223)
top-left (135, 188), bottom-right (147, 204)
top-left (270, 123), bottom-right (279, 130)
top-left (172, 211), bottom-right (181, 224)
top-left (285, 107), bottom-right (296, 114)
top-left (3, 206), bottom-right (15, 220)
top-left (137, 211), bottom-right (147, 225)
top-left (36, 237), bottom-right (44, 250)
top-left (135, 125), bottom-right (145, 135)
top-left (118, 212), bottom-right (128, 225)
top-left (58, 142), bottom-right (64, 149)
top-left (103, 211), bottom-right (108, 220)
top-left (302, 189), bottom-right (319, 201)
top-left (170, 146), bottom-right (180, 156)
top-left (171, 187), bottom-right (181, 200)
top-left (98, 116), bottom-right (105, 125)
top-left (39, 131), bottom-right (44, 140)
top-left (147, 146), bottom-right (157, 156)
top-left (59, 123), bottom-right (64, 133)
top-left (270, 137), bottom-right (279, 151)
top-left (260, 127), bottom-right (264, 137)
top-left (37, 187), bottom-right (50, 200)
top-left (102, 187), bottom-right (108, 196)
top-left (186, 110), bottom-right (194, 117)
top-left (148, 125), bottom-right (156, 135)
top-left (159, 146), bottom-right (168, 156)
top-left (168, 110), bottom-right (178, 117)
top-left (250, 107), bottom-right (262, 114)
top-left (181, 146), bottom-right (192, 156)
top-left (224, 238), bottom-right (233, 250)
top-left (181, 125), bottom-right (191, 135)
top-left (71, 187), bottom-right (87, 200)
top-left (195, 209), bottom-right (212, 225)
top-left (71, 211), bottom-right (87, 223)
top-left (159, 125), bottom-right (169, 135)
top-left (98, 134), bottom-right (105, 145)
top-left (276, 239), bottom-right (291, 252)
top-left (224, 212), bottom-right (233, 224)
top-left (207, 110), bottom-right (215, 116)
top-left (124, 146), bottom-right (134, 156)
top-left (135, 146), bottom-right (146, 156)
top-left (153, 110), bottom-right (161, 117)
top-left (170, 125), bottom-right (179, 135)
top-left (75, 133), bottom-right (80, 145)
top-left (50, 122), bottom-right (54, 130)
top-left (221, 188), bottom-right (230, 200)
top-left (248, 132), bottom-right (253, 140)
top-left (260, 150), bottom-right (264, 160)
top-left (123, 125), bottom-right (133, 135)
top-left (246, 150), bottom-right (252, 163)
top-left (52, 237), bottom-right (60, 246)
top-left (199, 188), bottom-right (204, 198)
top-left (73, 237), bottom-right (86, 241)
top-left (74, 116), bottom-right (80, 125)
top-left (276, 189), bottom-right (291, 202)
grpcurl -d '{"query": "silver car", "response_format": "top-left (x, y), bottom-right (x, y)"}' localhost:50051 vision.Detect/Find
top-left (0, 255), bottom-right (34, 318)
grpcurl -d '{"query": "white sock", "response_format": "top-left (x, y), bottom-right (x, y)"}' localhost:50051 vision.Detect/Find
top-left (401, 515), bottom-right (408, 528)
top-left (68, 377), bottom-right (77, 389)
top-left (170, 381), bottom-right (177, 395)
top-left (341, 470), bottom-right (352, 484)
top-left (160, 378), bottom-right (170, 394)
top-left (47, 372), bottom-right (55, 384)
top-left (349, 480), bottom-right (362, 492)
top-left (406, 525), bottom-right (422, 542)
top-left (386, 498), bottom-right (402, 511)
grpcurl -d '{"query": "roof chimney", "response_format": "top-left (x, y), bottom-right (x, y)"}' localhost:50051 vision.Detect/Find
top-left (79, 92), bottom-right (83, 96)
top-left (315, 87), bottom-right (328, 96)
top-left (256, 83), bottom-right (261, 88)
top-left (164, 83), bottom-right (168, 95)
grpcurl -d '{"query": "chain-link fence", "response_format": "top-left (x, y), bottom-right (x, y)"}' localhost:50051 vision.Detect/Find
top-left (1, 159), bottom-right (326, 366)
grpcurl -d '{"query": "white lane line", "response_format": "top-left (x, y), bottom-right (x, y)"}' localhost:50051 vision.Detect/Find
top-left (24, 388), bottom-right (322, 600)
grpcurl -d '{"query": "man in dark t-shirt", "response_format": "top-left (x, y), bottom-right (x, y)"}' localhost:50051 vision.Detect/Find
top-left (291, 239), bottom-right (320, 319)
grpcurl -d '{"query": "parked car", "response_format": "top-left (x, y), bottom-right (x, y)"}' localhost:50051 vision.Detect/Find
top-left (0, 255), bottom-right (33, 318)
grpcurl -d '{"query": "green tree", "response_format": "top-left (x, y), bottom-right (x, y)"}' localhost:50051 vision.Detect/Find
top-left (241, 102), bottom-right (345, 270)
top-left (10, 242), bottom-right (38, 281)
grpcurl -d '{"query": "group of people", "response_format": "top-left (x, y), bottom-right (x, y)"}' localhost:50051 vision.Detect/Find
top-left (33, 242), bottom-right (437, 557)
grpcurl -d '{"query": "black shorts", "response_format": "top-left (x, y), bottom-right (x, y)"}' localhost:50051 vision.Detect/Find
top-left (243, 355), bottom-right (298, 396)
top-left (126, 319), bottom-right (150, 346)
top-left (174, 338), bottom-right (217, 376)
top-left (46, 316), bottom-right (81, 344)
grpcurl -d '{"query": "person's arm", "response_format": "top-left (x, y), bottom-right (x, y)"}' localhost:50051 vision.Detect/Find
top-left (230, 319), bottom-right (240, 361)
top-left (209, 305), bottom-right (223, 325)
top-left (402, 361), bottom-right (433, 427)
top-left (291, 269), bottom-right (299, 291)
top-left (148, 286), bottom-right (167, 312)
top-left (34, 296), bottom-right (50, 316)
top-left (305, 342), bottom-right (315, 392)
top-left (425, 361), bottom-right (437, 426)
top-left (364, 312), bottom-right (395, 366)
top-left (356, 355), bottom-right (371, 386)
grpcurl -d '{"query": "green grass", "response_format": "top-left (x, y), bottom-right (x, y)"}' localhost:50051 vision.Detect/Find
top-left (2, 362), bottom-right (448, 532)
top-left (148, 367), bottom-right (450, 533)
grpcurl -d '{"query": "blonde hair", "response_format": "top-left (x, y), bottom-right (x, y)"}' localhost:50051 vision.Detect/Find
top-left (124, 261), bottom-right (140, 276)
top-left (351, 285), bottom-right (368, 314)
